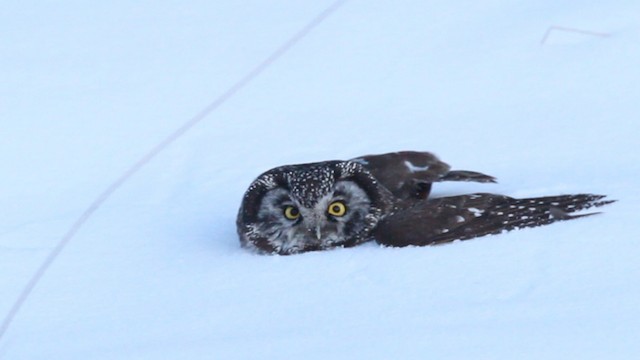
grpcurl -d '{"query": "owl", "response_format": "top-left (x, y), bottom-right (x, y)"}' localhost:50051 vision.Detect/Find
top-left (236, 151), bottom-right (613, 255)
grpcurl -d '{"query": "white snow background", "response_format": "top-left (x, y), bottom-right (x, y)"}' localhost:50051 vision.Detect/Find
top-left (1, 1), bottom-right (639, 359)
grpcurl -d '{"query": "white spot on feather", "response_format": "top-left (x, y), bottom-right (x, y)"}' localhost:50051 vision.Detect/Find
top-left (468, 207), bottom-right (484, 217)
top-left (404, 160), bottom-right (430, 173)
top-left (351, 158), bottom-right (369, 165)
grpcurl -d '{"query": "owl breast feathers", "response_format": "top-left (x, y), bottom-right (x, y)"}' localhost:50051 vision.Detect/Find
top-left (236, 151), bottom-right (613, 255)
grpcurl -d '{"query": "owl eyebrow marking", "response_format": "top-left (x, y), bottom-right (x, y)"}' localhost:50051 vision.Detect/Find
top-left (332, 190), bottom-right (348, 198)
top-left (0, 0), bottom-right (350, 342)
top-left (271, 192), bottom-right (293, 205)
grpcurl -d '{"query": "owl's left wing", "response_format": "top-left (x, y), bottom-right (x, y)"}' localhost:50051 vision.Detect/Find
top-left (351, 151), bottom-right (495, 201)
top-left (373, 193), bottom-right (614, 247)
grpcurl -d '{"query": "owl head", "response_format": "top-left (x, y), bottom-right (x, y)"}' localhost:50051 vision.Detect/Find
top-left (237, 161), bottom-right (394, 255)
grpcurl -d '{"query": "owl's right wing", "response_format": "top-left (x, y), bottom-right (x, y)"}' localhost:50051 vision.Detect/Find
top-left (351, 151), bottom-right (495, 200)
top-left (373, 193), bottom-right (614, 247)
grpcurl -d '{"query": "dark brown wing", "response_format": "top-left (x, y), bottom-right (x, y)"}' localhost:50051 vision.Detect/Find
top-left (351, 151), bottom-right (495, 200)
top-left (374, 193), bottom-right (614, 247)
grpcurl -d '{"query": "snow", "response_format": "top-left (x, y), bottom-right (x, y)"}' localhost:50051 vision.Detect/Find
top-left (1, 0), bottom-right (639, 359)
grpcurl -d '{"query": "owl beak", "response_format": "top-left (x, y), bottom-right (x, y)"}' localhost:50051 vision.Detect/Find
top-left (306, 223), bottom-right (323, 240)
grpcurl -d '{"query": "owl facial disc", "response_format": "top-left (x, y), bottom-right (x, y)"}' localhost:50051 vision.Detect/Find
top-left (236, 161), bottom-right (391, 255)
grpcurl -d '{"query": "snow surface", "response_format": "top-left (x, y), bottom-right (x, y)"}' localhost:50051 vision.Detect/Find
top-left (1, 1), bottom-right (639, 359)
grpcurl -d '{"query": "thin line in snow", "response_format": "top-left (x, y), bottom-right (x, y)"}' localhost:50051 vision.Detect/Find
top-left (540, 25), bottom-right (611, 45)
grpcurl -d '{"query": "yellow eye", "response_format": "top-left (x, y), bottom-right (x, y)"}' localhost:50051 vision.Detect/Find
top-left (283, 205), bottom-right (300, 220)
top-left (327, 201), bottom-right (347, 217)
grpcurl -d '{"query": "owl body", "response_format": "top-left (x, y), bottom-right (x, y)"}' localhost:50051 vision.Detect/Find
top-left (237, 151), bottom-right (613, 255)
